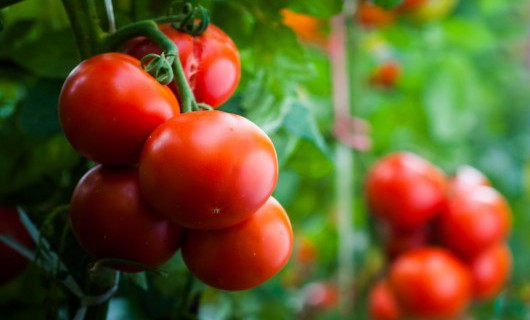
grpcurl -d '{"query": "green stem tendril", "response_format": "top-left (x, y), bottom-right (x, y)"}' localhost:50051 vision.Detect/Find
top-left (167, 1), bottom-right (210, 36)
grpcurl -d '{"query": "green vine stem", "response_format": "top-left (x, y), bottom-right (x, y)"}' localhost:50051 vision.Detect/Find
top-left (101, 20), bottom-right (200, 113)
top-left (60, 0), bottom-right (103, 59)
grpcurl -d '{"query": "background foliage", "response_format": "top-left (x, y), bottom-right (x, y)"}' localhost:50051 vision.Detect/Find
top-left (1, 0), bottom-right (530, 319)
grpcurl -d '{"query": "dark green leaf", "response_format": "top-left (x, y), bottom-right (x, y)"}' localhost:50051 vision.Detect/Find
top-left (372, 0), bottom-right (404, 9)
top-left (0, 0), bottom-right (26, 10)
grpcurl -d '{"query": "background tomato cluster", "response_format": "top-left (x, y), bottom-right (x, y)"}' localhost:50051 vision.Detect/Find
top-left (1, 0), bottom-right (530, 319)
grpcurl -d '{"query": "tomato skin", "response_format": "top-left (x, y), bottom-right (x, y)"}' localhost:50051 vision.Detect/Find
top-left (389, 248), bottom-right (472, 318)
top-left (58, 53), bottom-right (180, 165)
top-left (70, 165), bottom-right (182, 272)
top-left (181, 197), bottom-right (293, 291)
top-left (383, 224), bottom-right (430, 261)
top-left (365, 152), bottom-right (447, 230)
top-left (438, 186), bottom-right (511, 257)
top-left (123, 23), bottom-right (240, 108)
top-left (0, 206), bottom-right (33, 285)
top-left (449, 165), bottom-right (489, 195)
top-left (139, 110), bottom-right (278, 230)
top-left (468, 243), bottom-right (512, 300)
top-left (368, 279), bottom-right (401, 320)
top-left (357, 2), bottom-right (395, 28)
top-left (370, 61), bottom-right (401, 88)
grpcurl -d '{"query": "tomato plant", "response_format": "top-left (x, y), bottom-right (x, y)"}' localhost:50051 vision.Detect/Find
top-left (468, 242), bottom-right (512, 300)
top-left (365, 152), bottom-right (447, 230)
top-left (123, 23), bottom-right (240, 108)
top-left (181, 197), bottom-right (292, 291)
top-left (368, 279), bottom-right (401, 320)
top-left (58, 53), bottom-right (180, 165)
top-left (139, 110), bottom-right (278, 230)
top-left (389, 248), bottom-right (472, 318)
top-left (438, 186), bottom-right (511, 257)
top-left (69, 165), bottom-right (183, 271)
top-left (0, 206), bottom-right (33, 285)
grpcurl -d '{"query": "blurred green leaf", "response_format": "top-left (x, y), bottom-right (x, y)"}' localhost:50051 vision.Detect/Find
top-left (372, 0), bottom-right (404, 10)
top-left (283, 100), bottom-right (328, 154)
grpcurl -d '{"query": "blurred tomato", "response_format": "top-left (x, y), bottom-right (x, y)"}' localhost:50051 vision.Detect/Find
top-left (383, 224), bottom-right (430, 261)
top-left (303, 281), bottom-right (339, 310)
top-left (468, 242), bottom-right (512, 300)
top-left (365, 152), bottom-right (447, 230)
top-left (281, 9), bottom-right (327, 46)
top-left (370, 61), bottom-right (401, 88)
top-left (439, 186), bottom-right (511, 257)
top-left (389, 248), bottom-right (472, 318)
top-left (368, 279), bottom-right (401, 320)
top-left (449, 166), bottom-right (489, 195)
top-left (296, 236), bottom-right (318, 266)
top-left (357, 2), bottom-right (395, 28)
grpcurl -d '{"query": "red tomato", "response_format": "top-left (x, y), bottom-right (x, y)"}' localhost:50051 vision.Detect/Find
top-left (370, 61), bottom-right (401, 89)
top-left (59, 53), bottom-right (180, 165)
top-left (438, 186), bottom-right (511, 257)
top-left (383, 224), bottom-right (430, 261)
top-left (357, 2), bottom-right (396, 28)
top-left (449, 165), bottom-right (489, 195)
top-left (0, 206), bottom-right (33, 285)
top-left (368, 279), bottom-right (401, 320)
top-left (296, 236), bottom-right (318, 266)
top-left (70, 165), bottom-right (182, 272)
top-left (389, 248), bottom-right (472, 318)
top-left (139, 110), bottom-right (278, 230)
top-left (468, 242), bottom-right (512, 300)
top-left (303, 282), bottom-right (339, 310)
top-left (123, 23), bottom-right (240, 108)
top-left (365, 152), bottom-right (447, 230)
top-left (181, 197), bottom-right (293, 291)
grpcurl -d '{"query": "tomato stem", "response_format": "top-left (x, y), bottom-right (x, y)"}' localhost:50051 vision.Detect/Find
top-left (61, 0), bottom-right (104, 60)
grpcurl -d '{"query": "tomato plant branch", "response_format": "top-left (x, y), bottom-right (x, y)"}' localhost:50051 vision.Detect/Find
top-left (60, 0), bottom-right (94, 59)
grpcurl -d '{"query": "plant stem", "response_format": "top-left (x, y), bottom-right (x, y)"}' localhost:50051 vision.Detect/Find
top-left (101, 20), bottom-right (197, 113)
top-left (60, 0), bottom-right (93, 59)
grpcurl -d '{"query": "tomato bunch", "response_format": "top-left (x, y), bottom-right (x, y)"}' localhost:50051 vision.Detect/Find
top-left (59, 20), bottom-right (292, 291)
top-left (366, 152), bottom-right (512, 319)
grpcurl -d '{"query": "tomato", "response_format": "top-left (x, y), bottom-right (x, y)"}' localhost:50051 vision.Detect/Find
top-left (295, 236), bottom-right (318, 266)
top-left (438, 186), bottom-right (511, 257)
top-left (59, 53), bottom-right (179, 165)
top-left (303, 282), bottom-right (339, 310)
top-left (281, 9), bottom-right (327, 46)
top-left (365, 152), bottom-right (447, 230)
top-left (139, 110), bottom-right (278, 230)
top-left (389, 248), bottom-right (472, 318)
top-left (357, 2), bottom-right (395, 28)
top-left (368, 279), bottom-right (401, 320)
top-left (468, 242), bottom-right (512, 300)
top-left (449, 165), bottom-right (489, 195)
top-left (396, 0), bottom-right (426, 12)
top-left (123, 23), bottom-right (240, 108)
top-left (181, 197), bottom-right (293, 291)
top-left (382, 224), bottom-right (430, 261)
top-left (70, 165), bottom-right (182, 272)
top-left (370, 61), bottom-right (401, 88)
top-left (0, 206), bottom-right (33, 285)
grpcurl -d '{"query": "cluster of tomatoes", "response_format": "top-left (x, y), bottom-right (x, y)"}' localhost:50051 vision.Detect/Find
top-left (58, 22), bottom-right (293, 291)
top-left (365, 152), bottom-right (512, 319)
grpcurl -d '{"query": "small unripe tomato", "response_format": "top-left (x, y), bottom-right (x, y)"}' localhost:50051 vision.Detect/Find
top-left (0, 206), bottom-right (33, 285)
top-left (389, 248), bottom-right (472, 318)
top-left (70, 165), bottom-right (183, 272)
top-left (182, 197), bottom-right (293, 291)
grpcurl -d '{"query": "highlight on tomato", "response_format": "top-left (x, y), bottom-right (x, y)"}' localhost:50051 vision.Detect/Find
top-left (123, 23), bottom-right (240, 108)
top-left (449, 165), bottom-right (490, 195)
top-left (181, 197), bottom-right (293, 291)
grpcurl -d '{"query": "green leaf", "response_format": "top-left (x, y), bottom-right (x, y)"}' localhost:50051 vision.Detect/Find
top-left (125, 273), bottom-right (149, 291)
top-left (283, 100), bottom-right (328, 154)
top-left (0, 0), bottom-right (26, 10)
top-left (372, 0), bottom-right (404, 10)
top-left (287, 0), bottom-right (343, 18)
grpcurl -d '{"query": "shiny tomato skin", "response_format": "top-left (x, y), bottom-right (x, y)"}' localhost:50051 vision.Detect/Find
top-left (368, 279), bottom-right (401, 320)
top-left (70, 165), bottom-right (182, 272)
top-left (0, 206), bottom-right (33, 285)
top-left (389, 248), bottom-right (472, 318)
top-left (449, 165), bottom-right (489, 195)
top-left (58, 53), bottom-right (180, 165)
top-left (182, 197), bottom-right (293, 291)
top-left (123, 23), bottom-right (240, 108)
top-left (468, 242), bottom-right (512, 300)
top-left (365, 152), bottom-right (447, 230)
top-left (439, 186), bottom-right (511, 257)
top-left (139, 110), bottom-right (278, 230)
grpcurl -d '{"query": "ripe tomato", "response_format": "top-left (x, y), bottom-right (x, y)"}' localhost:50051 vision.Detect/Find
top-left (357, 2), bottom-right (395, 28)
top-left (370, 61), bottom-right (401, 88)
top-left (365, 152), bottom-right (447, 230)
top-left (59, 53), bottom-right (179, 165)
top-left (382, 224), bottom-right (430, 261)
top-left (449, 165), bottom-right (489, 195)
top-left (438, 186), bottom-right (511, 257)
top-left (139, 110), bottom-right (278, 230)
top-left (181, 197), bottom-right (293, 291)
top-left (303, 282), bottom-right (339, 311)
top-left (389, 248), bottom-right (472, 318)
top-left (123, 23), bottom-right (240, 108)
top-left (70, 165), bottom-right (182, 272)
top-left (368, 279), bottom-right (401, 320)
top-left (468, 242), bottom-right (512, 300)
top-left (0, 206), bottom-right (33, 285)
top-left (281, 9), bottom-right (327, 46)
